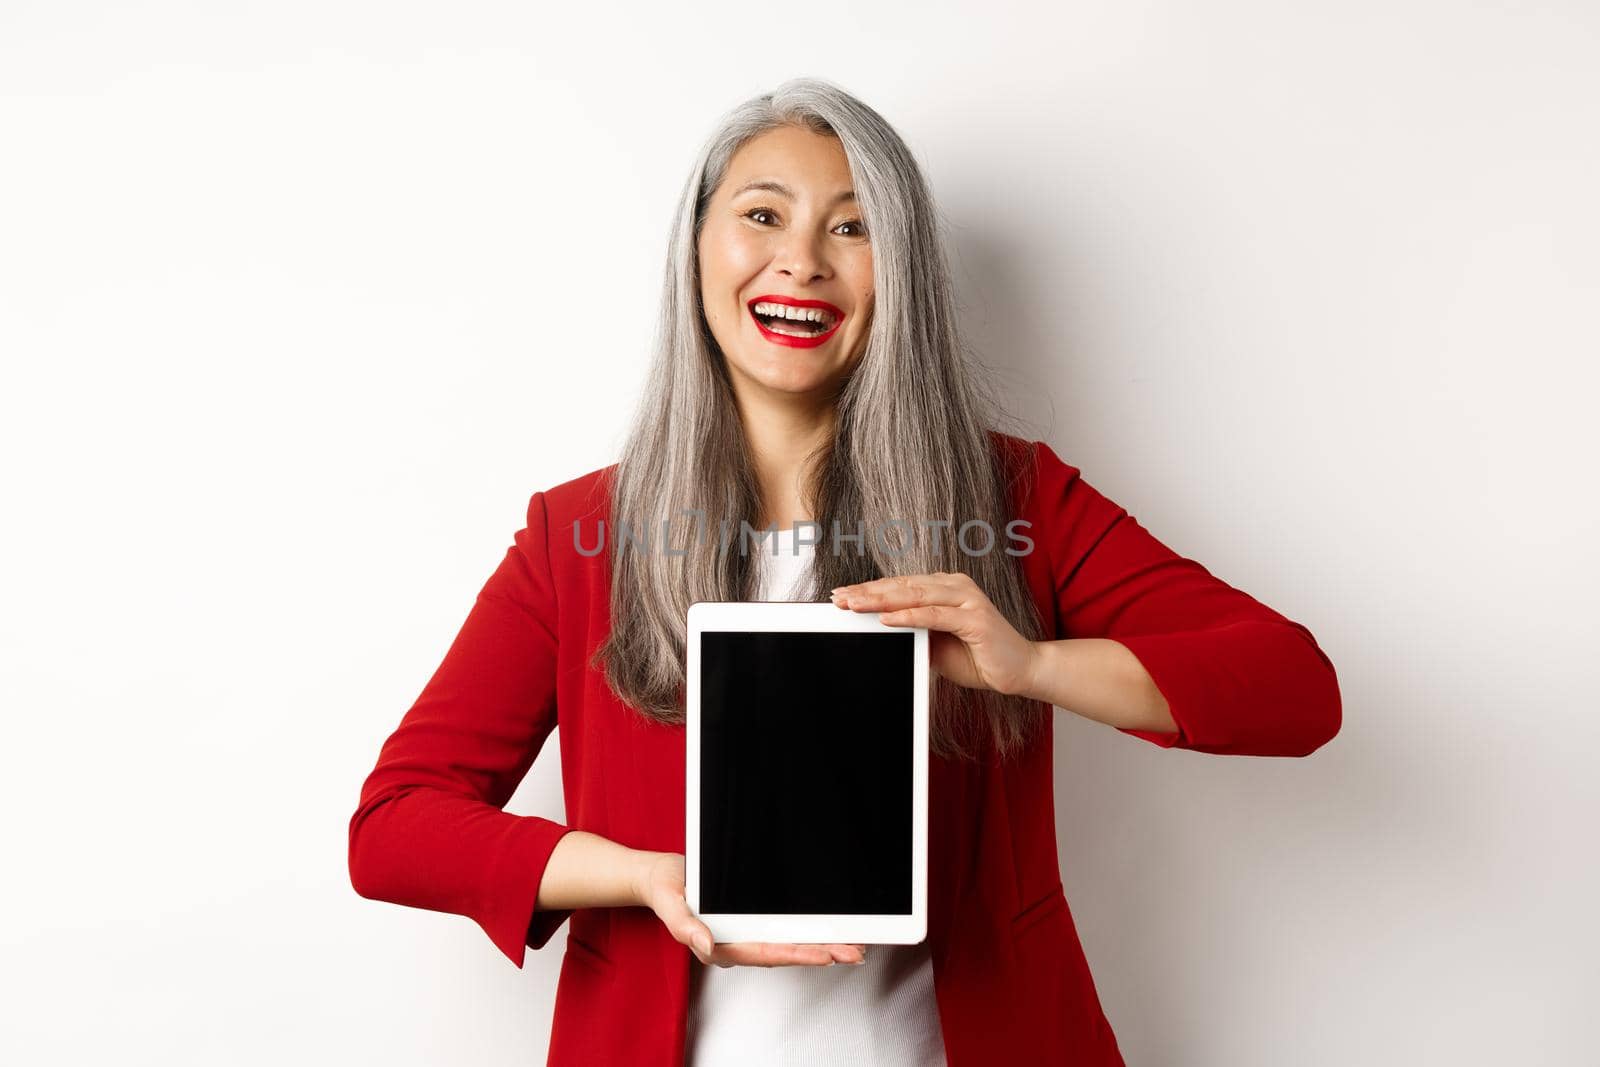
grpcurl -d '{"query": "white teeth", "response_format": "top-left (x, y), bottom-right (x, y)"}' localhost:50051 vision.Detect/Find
top-left (752, 301), bottom-right (837, 327)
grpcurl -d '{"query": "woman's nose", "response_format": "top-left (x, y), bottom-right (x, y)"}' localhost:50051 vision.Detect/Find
top-left (774, 234), bottom-right (830, 281)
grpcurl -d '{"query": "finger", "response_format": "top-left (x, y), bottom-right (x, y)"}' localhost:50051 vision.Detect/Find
top-left (654, 893), bottom-right (715, 963)
top-left (832, 573), bottom-right (973, 613)
top-left (713, 942), bottom-right (835, 968)
top-left (685, 922), bottom-right (716, 965)
top-left (674, 918), bottom-right (715, 964)
top-left (833, 573), bottom-right (962, 604)
top-left (822, 943), bottom-right (868, 964)
top-left (876, 604), bottom-right (971, 633)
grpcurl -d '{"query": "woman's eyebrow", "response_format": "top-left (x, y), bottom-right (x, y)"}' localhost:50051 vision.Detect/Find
top-left (731, 179), bottom-right (856, 205)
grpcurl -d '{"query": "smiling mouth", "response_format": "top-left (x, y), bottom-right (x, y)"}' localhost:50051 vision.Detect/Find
top-left (746, 297), bottom-right (844, 342)
top-left (752, 309), bottom-right (834, 336)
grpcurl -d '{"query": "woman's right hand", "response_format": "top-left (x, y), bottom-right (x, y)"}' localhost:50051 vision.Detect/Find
top-left (634, 852), bottom-right (866, 969)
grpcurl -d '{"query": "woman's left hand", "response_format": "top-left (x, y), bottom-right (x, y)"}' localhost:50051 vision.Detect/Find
top-left (831, 573), bottom-right (1040, 697)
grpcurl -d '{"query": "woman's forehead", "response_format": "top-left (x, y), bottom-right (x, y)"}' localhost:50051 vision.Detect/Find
top-left (723, 128), bottom-right (853, 197)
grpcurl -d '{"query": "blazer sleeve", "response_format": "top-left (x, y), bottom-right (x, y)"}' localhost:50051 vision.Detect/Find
top-left (1035, 441), bottom-right (1342, 756)
top-left (347, 490), bottom-right (576, 968)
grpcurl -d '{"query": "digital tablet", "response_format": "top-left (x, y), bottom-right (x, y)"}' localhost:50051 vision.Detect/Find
top-left (685, 601), bottom-right (929, 944)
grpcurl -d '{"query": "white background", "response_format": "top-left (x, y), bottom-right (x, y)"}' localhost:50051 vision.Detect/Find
top-left (3, 3), bottom-right (1596, 1064)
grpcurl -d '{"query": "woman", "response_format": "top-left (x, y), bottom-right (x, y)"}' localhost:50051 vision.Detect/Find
top-left (348, 78), bottom-right (1341, 1066)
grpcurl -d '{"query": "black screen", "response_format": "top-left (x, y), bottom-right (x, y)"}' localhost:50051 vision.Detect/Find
top-left (699, 630), bottom-right (915, 914)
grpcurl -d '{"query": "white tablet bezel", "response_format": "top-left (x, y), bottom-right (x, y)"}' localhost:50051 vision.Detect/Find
top-left (685, 600), bottom-right (929, 945)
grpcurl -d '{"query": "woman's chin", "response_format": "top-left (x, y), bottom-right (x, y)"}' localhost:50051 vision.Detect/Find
top-left (729, 359), bottom-right (842, 398)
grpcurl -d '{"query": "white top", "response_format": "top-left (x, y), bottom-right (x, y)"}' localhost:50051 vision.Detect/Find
top-left (683, 527), bottom-right (949, 1066)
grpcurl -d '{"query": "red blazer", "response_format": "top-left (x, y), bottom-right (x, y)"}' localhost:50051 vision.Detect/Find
top-left (349, 432), bottom-right (1341, 1066)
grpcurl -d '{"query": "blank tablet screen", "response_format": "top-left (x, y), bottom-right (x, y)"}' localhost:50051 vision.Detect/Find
top-left (698, 630), bottom-right (915, 915)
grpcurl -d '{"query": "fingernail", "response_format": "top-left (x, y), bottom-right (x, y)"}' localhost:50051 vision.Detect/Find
top-left (694, 933), bottom-right (711, 956)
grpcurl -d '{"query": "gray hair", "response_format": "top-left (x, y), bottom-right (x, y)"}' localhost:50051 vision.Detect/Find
top-left (591, 76), bottom-right (1048, 761)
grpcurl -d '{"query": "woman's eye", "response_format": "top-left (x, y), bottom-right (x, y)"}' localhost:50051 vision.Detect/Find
top-left (742, 208), bottom-right (865, 238)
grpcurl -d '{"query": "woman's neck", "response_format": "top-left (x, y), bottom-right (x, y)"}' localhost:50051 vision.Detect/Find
top-left (736, 391), bottom-right (835, 531)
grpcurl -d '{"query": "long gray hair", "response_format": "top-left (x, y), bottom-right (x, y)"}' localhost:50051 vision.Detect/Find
top-left (591, 77), bottom-right (1048, 761)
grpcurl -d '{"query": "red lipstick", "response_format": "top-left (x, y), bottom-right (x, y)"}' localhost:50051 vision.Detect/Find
top-left (746, 294), bottom-right (845, 349)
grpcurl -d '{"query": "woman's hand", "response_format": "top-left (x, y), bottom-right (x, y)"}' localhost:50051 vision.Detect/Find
top-left (633, 852), bottom-right (866, 968)
top-left (831, 572), bottom-right (1040, 697)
